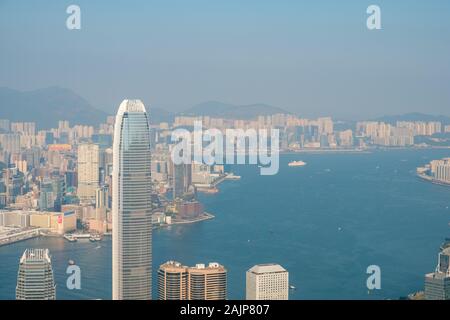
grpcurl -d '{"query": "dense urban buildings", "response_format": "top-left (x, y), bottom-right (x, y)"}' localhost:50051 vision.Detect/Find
top-left (0, 110), bottom-right (450, 300)
top-left (417, 158), bottom-right (450, 185)
top-left (15, 248), bottom-right (56, 300)
top-left (425, 248), bottom-right (450, 300)
top-left (112, 100), bottom-right (153, 300)
top-left (246, 264), bottom-right (289, 300)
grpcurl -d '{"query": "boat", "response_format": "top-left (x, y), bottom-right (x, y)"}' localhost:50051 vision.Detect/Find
top-left (225, 173), bottom-right (241, 180)
top-left (89, 234), bottom-right (102, 242)
top-left (289, 285), bottom-right (296, 290)
top-left (288, 161), bottom-right (307, 167)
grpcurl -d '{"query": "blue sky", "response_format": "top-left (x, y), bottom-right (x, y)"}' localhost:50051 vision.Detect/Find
top-left (0, 0), bottom-right (449, 119)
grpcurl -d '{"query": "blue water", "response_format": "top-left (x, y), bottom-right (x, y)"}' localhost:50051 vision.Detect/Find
top-left (1, 149), bottom-right (450, 300)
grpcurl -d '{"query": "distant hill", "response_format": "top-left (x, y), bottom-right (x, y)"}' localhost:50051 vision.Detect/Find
top-left (374, 113), bottom-right (450, 125)
top-left (149, 107), bottom-right (175, 124)
top-left (0, 87), bottom-right (108, 129)
top-left (180, 101), bottom-right (290, 119)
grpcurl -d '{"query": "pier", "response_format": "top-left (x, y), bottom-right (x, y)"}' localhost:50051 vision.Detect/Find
top-left (0, 228), bottom-right (41, 247)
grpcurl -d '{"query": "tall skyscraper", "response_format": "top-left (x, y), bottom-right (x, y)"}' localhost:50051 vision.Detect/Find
top-left (77, 143), bottom-right (99, 202)
top-left (158, 261), bottom-right (188, 300)
top-left (16, 249), bottom-right (56, 300)
top-left (188, 263), bottom-right (227, 300)
top-left (246, 264), bottom-right (289, 300)
top-left (173, 163), bottom-right (192, 199)
top-left (425, 248), bottom-right (450, 300)
top-left (112, 100), bottom-right (152, 300)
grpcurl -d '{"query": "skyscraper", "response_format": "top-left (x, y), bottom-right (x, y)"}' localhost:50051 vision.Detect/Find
top-left (112, 100), bottom-right (152, 300)
top-left (173, 163), bottom-right (192, 199)
top-left (425, 247), bottom-right (450, 300)
top-left (77, 143), bottom-right (99, 202)
top-left (16, 249), bottom-right (56, 300)
top-left (158, 261), bottom-right (188, 300)
top-left (246, 264), bottom-right (289, 300)
top-left (188, 263), bottom-right (227, 300)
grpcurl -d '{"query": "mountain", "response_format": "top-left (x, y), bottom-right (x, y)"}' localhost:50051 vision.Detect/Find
top-left (148, 107), bottom-right (175, 124)
top-left (0, 87), bottom-right (108, 129)
top-left (374, 113), bottom-right (450, 125)
top-left (180, 101), bottom-right (290, 119)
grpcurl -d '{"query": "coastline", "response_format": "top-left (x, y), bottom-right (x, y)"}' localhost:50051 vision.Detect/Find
top-left (417, 172), bottom-right (450, 187)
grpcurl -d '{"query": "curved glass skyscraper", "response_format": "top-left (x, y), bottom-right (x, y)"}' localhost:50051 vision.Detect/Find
top-left (112, 100), bottom-right (152, 300)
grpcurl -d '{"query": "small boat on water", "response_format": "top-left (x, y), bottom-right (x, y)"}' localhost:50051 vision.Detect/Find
top-left (289, 285), bottom-right (296, 290)
top-left (89, 234), bottom-right (102, 242)
top-left (288, 161), bottom-right (307, 167)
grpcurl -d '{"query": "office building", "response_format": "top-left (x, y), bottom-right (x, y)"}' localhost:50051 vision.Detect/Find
top-left (173, 163), bottom-right (192, 199)
top-left (425, 248), bottom-right (450, 300)
top-left (112, 100), bottom-right (152, 300)
top-left (246, 263), bottom-right (289, 300)
top-left (16, 249), bottom-right (56, 300)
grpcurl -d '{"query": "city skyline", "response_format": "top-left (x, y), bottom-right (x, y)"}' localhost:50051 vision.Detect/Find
top-left (1, 0), bottom-right (450, 308)
top-left (1, 108), bottom-right (450, 300)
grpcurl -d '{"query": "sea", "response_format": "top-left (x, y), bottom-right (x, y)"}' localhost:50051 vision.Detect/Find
top-left (1, 149), bottom-right (450, 300)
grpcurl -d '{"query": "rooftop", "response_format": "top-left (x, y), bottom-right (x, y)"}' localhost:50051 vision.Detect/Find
top-left (20, 248), bottom-right (52, 264)
top-left (117, 99), bottom-right (146, 114)
top-left (248, 263), bottom-right (287, 275)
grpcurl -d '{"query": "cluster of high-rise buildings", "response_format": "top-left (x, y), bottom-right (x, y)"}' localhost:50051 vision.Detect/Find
top-left (3, 101), bottom-right (450, 300)
top-left (0, 112), bottom-right (447, 220)
top-left (417, 158), bottom-right (450, 185)
top-left (158, 261), bottom-right (227, 300)
top-left (13, 246), bottom-right (289, 301)
top-left (7, 100), bottom-right (291, 301)
top-left (356, 121), bottom-right (442, 147)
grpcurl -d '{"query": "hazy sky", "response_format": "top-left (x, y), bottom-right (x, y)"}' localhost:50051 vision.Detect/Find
top-left (0, 0), bottom-right (449, 119)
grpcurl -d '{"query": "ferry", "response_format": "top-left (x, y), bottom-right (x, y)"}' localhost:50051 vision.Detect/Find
top-left (89, 234), bottom-right (102, 242)
top-left (288, 161), bottom-right (307, 167)
top-left (225, 173), bottom-right (241, 180)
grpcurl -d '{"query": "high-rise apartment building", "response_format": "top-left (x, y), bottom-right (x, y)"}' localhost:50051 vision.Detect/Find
top-left (0, 119), bottom-right (10, 133)
top-left (16, 249), bottom-right (56, 300)
top-left (246, 263), bottom-right (289, 300)
top-left (188, 263), bottom-right (227, 300)
top-left (77, 143), bottom-right (99, 202)
top-left (173, 163), bottom-right (192, 199)
top-left (158, 261), bottom-right (227, 300)
top-left (158, 261), bottom-right (189, 300)
top-left (112, 100), bottom-right (152, 300)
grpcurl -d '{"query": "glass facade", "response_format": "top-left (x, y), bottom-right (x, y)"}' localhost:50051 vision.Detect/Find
top-left (112, 100), bottom-right (152, 300)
